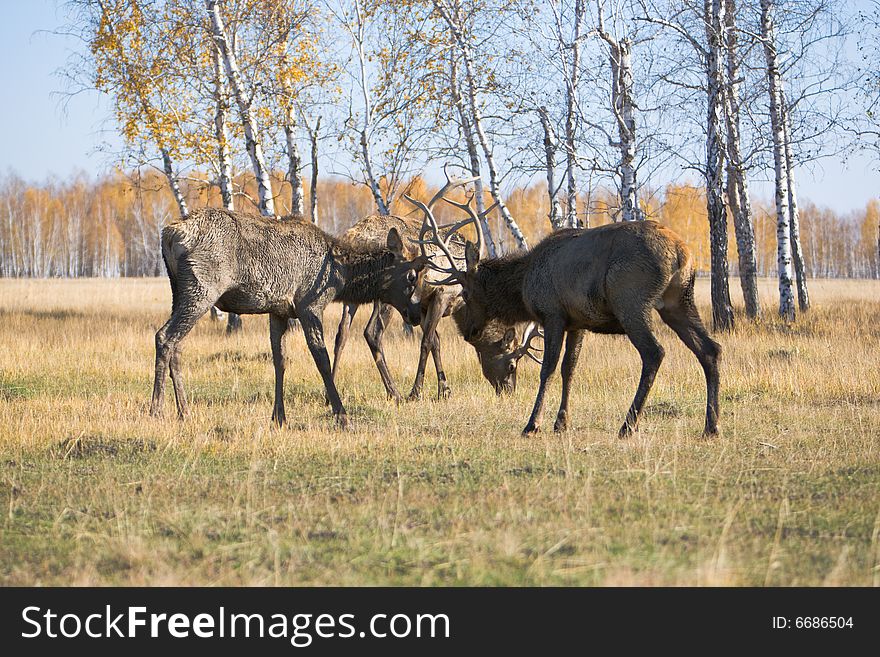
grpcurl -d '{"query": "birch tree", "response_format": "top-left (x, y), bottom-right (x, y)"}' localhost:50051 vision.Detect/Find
top-left (595, 1), bottom-right (642, 222)
top-left (449, 54), bottom-right (499, 254)
top-left (780, 86), bottom-right (810, 311)
top-left (538, 105), bottom-right (565, 229)
top-left (207, 0), bottom-right (276, 216)
top-left (304, 114), bottom-right (322, 223)
top-left (74, 0), bottom-right (191, 217)
top-left (432, 0), bottom-right (530, 249)
top-left (637, 0), bottom-right (735, 329)
top-left (329, 0), bottom-right (440, 216)
top-left (704, 0), bottom-right (734, 329)
top-left (722, 0), bottom-right (760, 318)
top-left (210, 38), bottom-right (235, 213)
top-left (761, 0), bottom-right (796, 321)
top-left (562, 0), bottom-right (586, 227)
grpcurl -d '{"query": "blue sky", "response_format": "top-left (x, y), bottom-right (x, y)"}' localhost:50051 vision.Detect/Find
top-left (1, 0), bottom-right (878, 213)
top-left (0, 2), bottom-right (120, 182)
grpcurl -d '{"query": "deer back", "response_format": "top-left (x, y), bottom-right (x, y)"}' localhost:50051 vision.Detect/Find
top-left (520, 221), bottom-right (693, 329)
top-left (343, 214), bottom-right (468, 295)
top-left (163, 208), bottom-right (342, 309)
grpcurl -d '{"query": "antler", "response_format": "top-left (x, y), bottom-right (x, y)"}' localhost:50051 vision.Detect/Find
top-left (404, 163), bottom-right (492, 286)
top-left (438, 193), bottom-right (496, 259)
top-left (515, 322), bottom-right (544, 364)
top-left (426, 163), bottom-right (480, 210)
top-left (403, 194), bottom-right (462, 280)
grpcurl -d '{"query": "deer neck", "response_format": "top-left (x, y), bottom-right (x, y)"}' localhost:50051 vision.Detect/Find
top-left (334, 245), bottom-right (396, 305)
top-left (478, 253), bottom-right (532, 324)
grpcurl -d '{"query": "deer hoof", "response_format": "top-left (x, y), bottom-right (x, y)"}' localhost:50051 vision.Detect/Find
top-left (522, 423), bottom-right (540, 436)
top-left (335, 413), bottom-right (350, 430)
top-left (618, 423), bottom-right (635, 439)
top-left (437, 386), bottom-right (451, 401)
top-left (406, 390), bottom-right (423, 403)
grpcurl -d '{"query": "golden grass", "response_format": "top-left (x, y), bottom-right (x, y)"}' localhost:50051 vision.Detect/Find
top-left (0, 276), bottom-right (878, 585)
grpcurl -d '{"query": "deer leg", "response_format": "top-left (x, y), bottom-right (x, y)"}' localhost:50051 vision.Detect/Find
top-left (659, 304), bottom-right (721, 436)
top-left (168, 345), bottom-right (187, 418)
top-left (364, 302), bottom-right (402, 402)
top-left (152, 300), bottom-right (211, 419)
top-left (618, 315), bottom-right (665, 438)
top-left (332, 303), bottom-right (358, 381)
top-left (269, 313), bottom-right (289, 427)
top-left (522, 319), bottom-right (565, 435)
top-left (226, 312), bottom-right (243, 335)
top-left (554, 330), bottom-right (585, 432)
top-left (408, 298), bottom-right (446, 401)
top-left (150, 317), bottom-right (176, 417)
top-left (298, 307), bottom-right (349, 428)
top-left (430, 329), bottom-right (451, 400)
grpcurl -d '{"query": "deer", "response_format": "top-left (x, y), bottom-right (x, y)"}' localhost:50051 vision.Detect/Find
top-left (413, 204), bottom-right (721, 438)
top-left (150, 207), bottom-right (427, 428)
top-left (331, 166), bottom-right (538, 400)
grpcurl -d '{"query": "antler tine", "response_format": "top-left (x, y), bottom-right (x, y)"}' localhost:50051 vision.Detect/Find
top-left (440, 193), bottom-right (484, 259)
top-left (403, 193), bottom-right (461, 278)
top-left (517, 322), bottom-right (544, 364)
top-left (425, 163), bottom-right (480, 210)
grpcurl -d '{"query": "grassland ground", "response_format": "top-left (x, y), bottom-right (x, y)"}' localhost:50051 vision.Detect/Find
top-left (0, 277), bottom-right (878, 585)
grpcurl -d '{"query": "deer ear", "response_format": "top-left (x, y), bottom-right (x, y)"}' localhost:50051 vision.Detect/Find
top-left (386, 227), bottom-right (404, 255)
top-left (465, 240), bottom-right (480, 275)
top-left (501, 327), bottom-right (517, 350)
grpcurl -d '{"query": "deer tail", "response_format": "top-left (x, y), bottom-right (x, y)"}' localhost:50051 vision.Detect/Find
top-left (160, 227), bottom-right (181, 314)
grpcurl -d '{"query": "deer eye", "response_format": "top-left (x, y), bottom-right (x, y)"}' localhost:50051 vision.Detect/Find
top-left (406, 270), bottom-right (417, 284)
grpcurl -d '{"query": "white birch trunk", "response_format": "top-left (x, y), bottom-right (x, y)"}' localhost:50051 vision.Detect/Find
top-left (705, 0), bottom-right (735, 330)
top-left (360, 130), bottom-right (389, 215)
top-left (613, 39), bottom-right (639, 222)
top-left (451, 54), bottom-right (497, 257)
top-left (284, 114), bottom-right (305, 217)
top-left (538, 106), bottom-right (564, 230)
top-left (307, 116), bottom-right (321, 224)
top-left (607, 38), bottom-right (642, 221)
top-left (351, 0), bottom-right (389, 216)
top-left (761, 0), bottom-right (796, 321)
top-left (779, 87), bottom-right (810, 311)
top-left (597, 5), bottom-right (638, 222)
top-left (722, 0), bottom-right (760, 318)
top-left (212, 40), bottom-right (234, 212)
top-left (161, 149), bottom-right (189, 217)
top-left (436, 1), bottom-right (528, 250)
top-left (564, 0), bottom-right (585, 228)
top-left (207, 0), bottom-right (275, 217)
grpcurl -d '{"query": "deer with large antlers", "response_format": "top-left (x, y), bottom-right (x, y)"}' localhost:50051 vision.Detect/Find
top-left (414, 203), bottom-right (721, 437)
top-left (332, 166), bottom-right (539, 399)
top-left (150, 207), bottom-right (427, 427)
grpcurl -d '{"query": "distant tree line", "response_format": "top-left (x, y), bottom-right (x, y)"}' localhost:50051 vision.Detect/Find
top-left (1, 171), bottom-right (876, 280)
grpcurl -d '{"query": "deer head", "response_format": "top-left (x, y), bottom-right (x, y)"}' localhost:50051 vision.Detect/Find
top-left (406, 181), bottom-right (541, 394)
top-left (381, 227), bottom-right (429, 327)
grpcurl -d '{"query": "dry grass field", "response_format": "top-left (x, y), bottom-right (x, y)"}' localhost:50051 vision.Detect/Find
top-left (0, 276), bottom-right (878, 586)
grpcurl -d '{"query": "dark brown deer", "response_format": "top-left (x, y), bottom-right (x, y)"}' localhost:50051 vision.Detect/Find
top-left (417, 211), bottom-right (721, 437)
top-left (150, 207), bottom-right (427, 428)
top-left (332, 168), bottom-right (534, 399)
